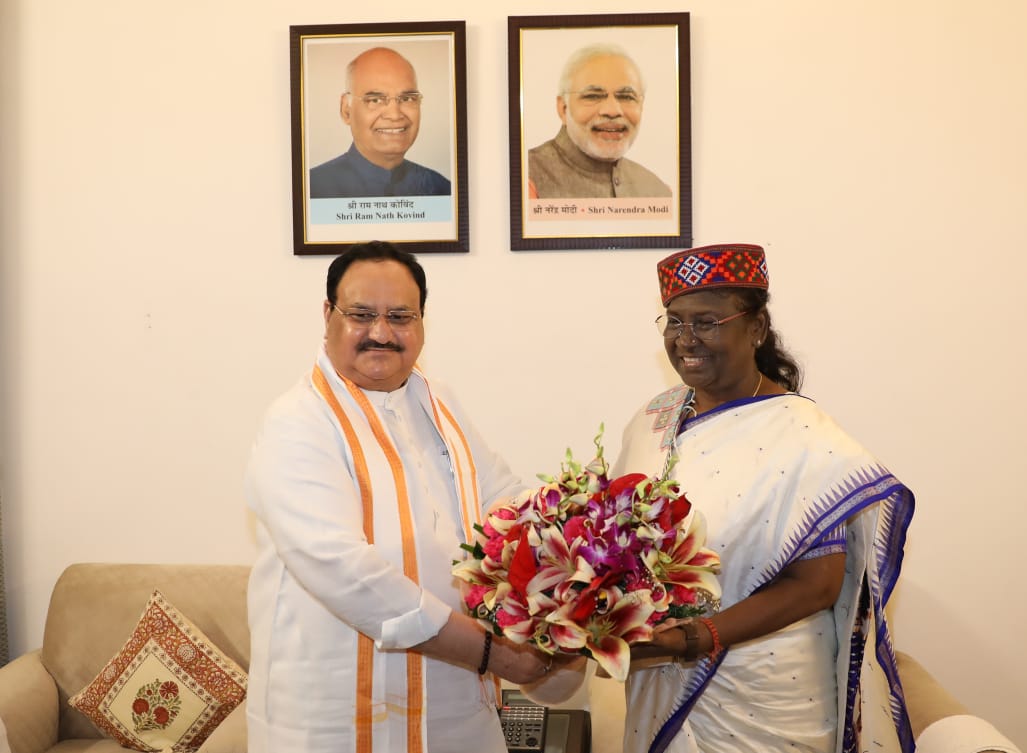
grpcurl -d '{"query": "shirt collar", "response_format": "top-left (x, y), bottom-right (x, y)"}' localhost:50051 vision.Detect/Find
top-left (345, 143), bottom-right (411, 185)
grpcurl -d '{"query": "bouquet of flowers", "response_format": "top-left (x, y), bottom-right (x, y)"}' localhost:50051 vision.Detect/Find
top-left (452, 429), bottom-right (721, 682)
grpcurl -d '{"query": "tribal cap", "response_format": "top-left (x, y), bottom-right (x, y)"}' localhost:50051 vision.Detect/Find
top-left (656, 243), bottom-right (769, 305)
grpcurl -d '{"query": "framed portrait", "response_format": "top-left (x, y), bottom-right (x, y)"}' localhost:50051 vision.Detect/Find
top-left (508, 13), bottom-right (691, 251)
top-left (289, 22), bottom-right (469, 255)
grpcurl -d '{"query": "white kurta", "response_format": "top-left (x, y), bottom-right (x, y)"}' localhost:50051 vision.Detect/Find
top-left (245, 347), bottom-right (522, 753)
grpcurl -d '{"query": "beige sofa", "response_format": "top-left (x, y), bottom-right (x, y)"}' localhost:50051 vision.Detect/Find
top-left (0, 563), bottom-right (249, 753)
top-left (0, 563), bottom-right (1016, 753)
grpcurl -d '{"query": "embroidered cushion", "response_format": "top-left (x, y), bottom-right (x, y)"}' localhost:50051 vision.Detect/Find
top-left (68, 589), bottom-right (247, 752)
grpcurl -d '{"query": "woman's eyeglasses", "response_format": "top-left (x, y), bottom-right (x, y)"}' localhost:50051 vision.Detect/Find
top-left (655, 309), bottom-right (752, 340)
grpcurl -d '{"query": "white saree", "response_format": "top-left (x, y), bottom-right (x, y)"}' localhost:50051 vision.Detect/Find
top-left (615, 387), bottom-right (914, 753)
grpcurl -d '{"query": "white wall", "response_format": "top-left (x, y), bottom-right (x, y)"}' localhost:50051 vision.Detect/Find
top-left (2, 0), bottom-right (1024, 746)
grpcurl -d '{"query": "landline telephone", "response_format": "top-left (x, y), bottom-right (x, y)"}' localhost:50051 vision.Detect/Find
top-left (500, 689), bottom-right (591, 753)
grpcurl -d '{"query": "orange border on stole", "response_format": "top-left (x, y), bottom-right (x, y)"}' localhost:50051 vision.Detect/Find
top-left (313, 366), bottom-right (425, 753)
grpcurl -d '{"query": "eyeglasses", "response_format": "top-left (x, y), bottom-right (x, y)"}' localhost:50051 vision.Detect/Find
top-left (333, 305), bottom-right (421, 330)
top-left (565, 88), bottom-right (643, 108)
top-left (655, 309), bottom-right (752, 340)
top-left (347, 92), bottom-right (423, 111)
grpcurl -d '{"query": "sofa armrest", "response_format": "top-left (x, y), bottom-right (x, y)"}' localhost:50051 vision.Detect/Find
top-left (898, 650), bottom-right (969, 737)
top-left (0, 650), bottom-right (60, 753)
top-left (195, 699), bottom-right (247, 753)
top-left (898, 652), bottom-right (1021, 753)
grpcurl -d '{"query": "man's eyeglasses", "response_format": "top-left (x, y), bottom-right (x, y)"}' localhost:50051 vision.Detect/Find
top-left (655, 309), bottom-right (752, 340)
top-left (565, 88), bottom-right (643, 108)
top-left (347, 92), bottom-right (424, 111)
top-left (333, 305), bottom-right (421, 330)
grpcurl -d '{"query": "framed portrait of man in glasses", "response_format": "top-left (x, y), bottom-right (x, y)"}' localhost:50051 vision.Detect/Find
top-left (290, 22), bottom-right (469, 254)
top-left (508, 13), bottom-right (691, 251)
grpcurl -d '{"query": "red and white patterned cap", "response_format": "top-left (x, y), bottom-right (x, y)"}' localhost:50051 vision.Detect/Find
top-left (656, 243), bottom-right (769, 305)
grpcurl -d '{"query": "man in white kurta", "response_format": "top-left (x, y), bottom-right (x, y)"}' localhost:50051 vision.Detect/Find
top-left (245, 243), bottom-right (547, 753)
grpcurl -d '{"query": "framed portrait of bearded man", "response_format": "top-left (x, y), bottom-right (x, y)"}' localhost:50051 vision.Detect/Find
top-left (508, 12), bottom-right (691, 251)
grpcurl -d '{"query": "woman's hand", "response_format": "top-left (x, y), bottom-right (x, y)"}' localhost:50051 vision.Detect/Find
top-left (652, 617), bottom-right (687, 633)
top-left (630, 624), bottom-right (687, 661)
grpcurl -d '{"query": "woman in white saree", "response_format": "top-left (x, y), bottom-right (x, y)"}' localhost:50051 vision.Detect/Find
top-left (612, 244), bottom-right (914, 753)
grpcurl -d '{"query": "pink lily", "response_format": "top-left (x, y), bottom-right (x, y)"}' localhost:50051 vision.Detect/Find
top-left (547, 586), bottom-right (656, 681)
top-left (646, 512), bottom-right (722, 602)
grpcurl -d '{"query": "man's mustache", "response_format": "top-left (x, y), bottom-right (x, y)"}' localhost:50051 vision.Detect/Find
top-left (358, 339), bottom-right (404, 353)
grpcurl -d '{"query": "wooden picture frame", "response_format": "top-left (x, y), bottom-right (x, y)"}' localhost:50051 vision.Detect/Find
top-left (290, 22), bottom-right (469, 254)
top-left (508, 13), bottom-right (692, 251)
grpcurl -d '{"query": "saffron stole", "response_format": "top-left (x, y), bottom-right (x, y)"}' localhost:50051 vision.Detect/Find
top-left (311, 364), bottom-right (488, 753)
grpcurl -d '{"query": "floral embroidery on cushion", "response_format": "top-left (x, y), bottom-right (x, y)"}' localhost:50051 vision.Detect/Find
top-left (131, 679), bottom-right (182, 732)
top-left (67, 589), bottom-right (248, 753)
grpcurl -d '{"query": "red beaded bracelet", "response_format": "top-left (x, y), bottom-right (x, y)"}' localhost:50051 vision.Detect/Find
top-left (698, 617), bottom-right (724, 661)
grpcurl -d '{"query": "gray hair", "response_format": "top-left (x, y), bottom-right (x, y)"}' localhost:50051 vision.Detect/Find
top-left (558, 43), bottom-right (645, 99)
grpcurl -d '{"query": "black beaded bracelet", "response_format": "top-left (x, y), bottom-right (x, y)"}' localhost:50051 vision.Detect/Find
top-left (478, 631), bottom-right (493, 675)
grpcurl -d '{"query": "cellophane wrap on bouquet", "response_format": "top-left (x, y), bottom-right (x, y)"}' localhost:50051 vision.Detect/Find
top-left (452, 430), bottom-right (721, 681)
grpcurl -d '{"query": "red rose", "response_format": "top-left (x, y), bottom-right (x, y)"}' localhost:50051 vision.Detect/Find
top-left (672, 585), bottom-right (698, 604)
top-left (132, 698), bottom-right (149, 714)
top-left (570, 573), bottom-right (616, 622)
top-left (507, 529), bottom-right (538, 596)
top-left (153, 706), bottom-right (170, 725)
top-left (504, 522), bottom-right (524, 544)
top-left (656, 504), bottom-right (673, 533)
top-left (569, 591), bottom-right (597, 622)
top-left (607, 473), bottom-right (648, 500)
top-left (669, 496), bottom-right (692, 526)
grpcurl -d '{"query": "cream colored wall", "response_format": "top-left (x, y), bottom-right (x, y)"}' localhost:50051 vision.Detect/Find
top-left (1, 0), bottom-right (1024, 747)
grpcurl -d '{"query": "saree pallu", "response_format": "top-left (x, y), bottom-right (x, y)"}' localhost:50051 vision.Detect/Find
top-left (615, 389), bottom-right (914, 753)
